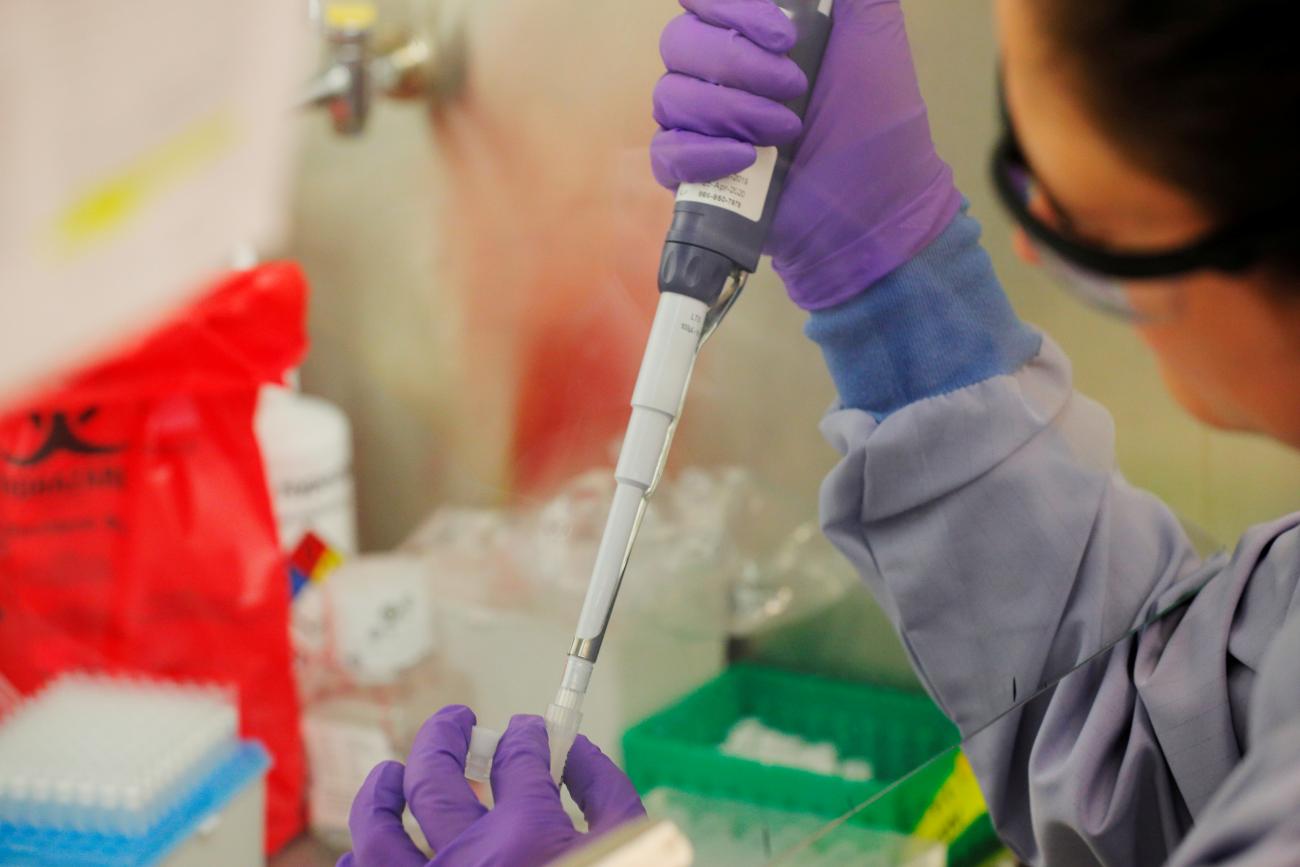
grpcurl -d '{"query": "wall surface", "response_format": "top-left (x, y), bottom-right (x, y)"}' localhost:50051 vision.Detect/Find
top-left (286, 0), bottom-right (1300, 557)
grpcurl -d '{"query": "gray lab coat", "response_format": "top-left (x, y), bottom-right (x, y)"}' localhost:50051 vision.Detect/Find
top-left (818, 338), bottom-right (1300, 865)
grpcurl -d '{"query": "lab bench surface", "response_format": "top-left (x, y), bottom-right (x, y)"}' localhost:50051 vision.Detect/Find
top-left (268, 833), bottom-right (1022, 866)
top-left (271, 836), bottom-right (341, 867)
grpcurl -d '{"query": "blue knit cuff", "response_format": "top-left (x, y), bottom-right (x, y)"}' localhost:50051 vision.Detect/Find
top-left (805, 205), bottom-right (1042, 419)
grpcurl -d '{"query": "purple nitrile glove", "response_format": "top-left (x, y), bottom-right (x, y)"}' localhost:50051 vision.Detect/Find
top-left (337, 706), bottom-right (646, 867)
top-left (651, 0), bottom-right (962, 311)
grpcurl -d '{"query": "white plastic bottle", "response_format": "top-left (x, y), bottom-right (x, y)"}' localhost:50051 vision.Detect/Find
top-left (255, 382), bottom-right (359, 556)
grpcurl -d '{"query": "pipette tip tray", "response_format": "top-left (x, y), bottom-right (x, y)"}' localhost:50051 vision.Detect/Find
top-left (0, 672), bottom-right (269, 866)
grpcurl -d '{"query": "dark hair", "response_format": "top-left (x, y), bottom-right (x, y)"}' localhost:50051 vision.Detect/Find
top-left (1039, 0), bottom-right (1300, 281)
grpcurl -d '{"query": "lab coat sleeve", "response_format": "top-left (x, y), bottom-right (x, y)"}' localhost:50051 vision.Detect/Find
top-left (806, 207), bottom-right (1300, 863)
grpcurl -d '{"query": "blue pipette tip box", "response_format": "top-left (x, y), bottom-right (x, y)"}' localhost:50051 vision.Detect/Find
top-left (0, 741), bottom-right (269, 866)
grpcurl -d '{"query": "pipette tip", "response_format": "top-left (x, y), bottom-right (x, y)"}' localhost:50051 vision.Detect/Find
top-left (545, 694), bottom-right (584, 783)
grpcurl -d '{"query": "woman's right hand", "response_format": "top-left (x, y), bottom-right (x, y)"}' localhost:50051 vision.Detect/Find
top-left (651, 0), bottom-right (962, 311)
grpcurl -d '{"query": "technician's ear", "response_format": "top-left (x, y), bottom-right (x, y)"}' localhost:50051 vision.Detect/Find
top-left (1013, 227), bottom-right (1042, 266)
top-left (1014, 187), bottom-right (1062, 267)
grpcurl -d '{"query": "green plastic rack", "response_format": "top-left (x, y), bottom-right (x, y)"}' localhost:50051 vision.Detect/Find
top-left (621, 664), bottom-right (1002, 866)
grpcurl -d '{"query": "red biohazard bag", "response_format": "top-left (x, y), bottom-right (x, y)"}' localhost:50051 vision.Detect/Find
top-left (0, 263), bottom-right (309, 852)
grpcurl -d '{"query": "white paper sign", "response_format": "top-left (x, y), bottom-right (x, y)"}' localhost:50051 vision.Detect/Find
top-left (0, 0), bottom-right (307, 400)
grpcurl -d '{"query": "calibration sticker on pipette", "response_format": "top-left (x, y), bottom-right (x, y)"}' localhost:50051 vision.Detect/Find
top-left (675, 146), bottom-right (778, 223)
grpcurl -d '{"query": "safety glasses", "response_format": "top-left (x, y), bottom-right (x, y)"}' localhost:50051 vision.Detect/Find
top-left (989, 82), bottom-right (1268, 320)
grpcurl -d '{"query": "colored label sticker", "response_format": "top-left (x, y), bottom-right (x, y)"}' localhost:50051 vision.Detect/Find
top-left (674, 146), bottom-right (778, 223)
top-left (914, 753), bottom-right (989, 845)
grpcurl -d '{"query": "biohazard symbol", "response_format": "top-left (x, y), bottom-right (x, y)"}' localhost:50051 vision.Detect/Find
top-left (0, 409), bottom-right (125, 467)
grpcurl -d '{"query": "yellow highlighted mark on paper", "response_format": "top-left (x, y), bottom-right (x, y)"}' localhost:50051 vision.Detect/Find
top-left (914, 753), bottom-right (988, 844)
top-left (51, 111), bottom-right (237, 258)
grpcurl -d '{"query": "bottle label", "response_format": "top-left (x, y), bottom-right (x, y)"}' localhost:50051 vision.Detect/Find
top-left (303, 717), bottom-right (398, 831)
top-left (328, 559), bottom-right (435, 684)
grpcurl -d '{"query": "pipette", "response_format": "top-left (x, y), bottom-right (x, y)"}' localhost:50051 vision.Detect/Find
top-left (545, 0), bottom-right (836, 780)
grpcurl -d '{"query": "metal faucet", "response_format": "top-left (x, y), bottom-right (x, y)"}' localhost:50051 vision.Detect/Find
top-left (301, 0), bottom-right (464, 136)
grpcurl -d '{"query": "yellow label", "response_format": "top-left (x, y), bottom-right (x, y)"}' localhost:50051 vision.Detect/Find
top-left (51, 111), bottom-right (237, 258)
top-left (323, 1), bottom-right (377, 30)
top-left (311, 548), bottom-right (345, 583)
top-left (913, 753), bottom-right (988, 844)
